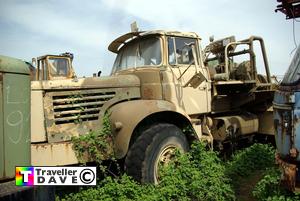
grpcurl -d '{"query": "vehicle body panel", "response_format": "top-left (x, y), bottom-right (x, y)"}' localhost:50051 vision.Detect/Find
top-left (274, 45), bottom-right (300, 191)
top-left (109, 99), bottom-right (192, 158)
top-left (31, 75), bottom-right (141, 144)
top-left (0, 55), bottom-right (30, 180)
top-left (31, 142), bottom-right (78, 166)
top-left (31, 90), bottom-right (46, 142)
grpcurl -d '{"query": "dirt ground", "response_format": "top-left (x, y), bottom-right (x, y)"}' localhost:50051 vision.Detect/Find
top-left (235, 170), bottom-right (265, 201)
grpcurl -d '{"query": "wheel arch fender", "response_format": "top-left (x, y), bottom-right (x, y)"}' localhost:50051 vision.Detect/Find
top-left (108, 99), bottom-right (193, 159)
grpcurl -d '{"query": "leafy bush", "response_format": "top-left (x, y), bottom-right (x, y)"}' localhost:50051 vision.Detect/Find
top-left (60, 175), bottom-right (157, 201)
top-left (226, 143), bottom-right (300, 201)
top-left (59, 142), bottom-right (235, 201)
top-left (252, 167), bottom-right (300, 201)
top-left (71, 113), bottom-right (114, 165)
top-left (226, 143), bottom-right (275, 179)
top-left (62, 140), bottom-right (300, 201)
top-left (252, 168), bottom-right (283, 200)
top-left (157, 142), bottom-right (235, 201)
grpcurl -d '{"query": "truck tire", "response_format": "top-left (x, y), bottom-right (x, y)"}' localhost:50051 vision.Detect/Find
top-left (125, 123), bottom-right (189, 184)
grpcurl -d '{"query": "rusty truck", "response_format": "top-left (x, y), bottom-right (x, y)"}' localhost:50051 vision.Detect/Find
top-left (1, 29), bottom-right (276, 190)
top-left (274, 45), bottom-right (300, 192)
top-left (273, 0), bottom-right (300, 192)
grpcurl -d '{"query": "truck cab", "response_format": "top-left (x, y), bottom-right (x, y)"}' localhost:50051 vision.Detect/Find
top-left (31, 53), bottom-right (76, 81)
top-left (109, 31), bottom-right (211, 115)
top-left (108, 31), bottom-right (275, 147)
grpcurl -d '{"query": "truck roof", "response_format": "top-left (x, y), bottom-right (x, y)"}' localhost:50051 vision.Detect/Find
top-left (37, 55), bottom-right (69, 60)
top-left (108, 30), bottom-right (200, 53)
top-left (0, 55), bottom-right (30, 74)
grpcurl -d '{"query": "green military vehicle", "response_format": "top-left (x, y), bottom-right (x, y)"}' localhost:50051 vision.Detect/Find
top-left (1, 29), bottom-right (276, 196)
top-left (0, 56), bottom-right (55, 200)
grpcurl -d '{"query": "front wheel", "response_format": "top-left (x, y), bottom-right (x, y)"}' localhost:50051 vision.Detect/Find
top-left (125, 123), bottom-right (189, 184)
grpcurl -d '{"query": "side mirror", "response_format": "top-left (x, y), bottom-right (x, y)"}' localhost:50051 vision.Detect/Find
top-left (32, 58), bottom-right (36, 67)
top-left (184, 72), bottom-right (206, 88)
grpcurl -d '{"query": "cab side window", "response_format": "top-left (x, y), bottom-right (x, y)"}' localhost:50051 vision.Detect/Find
top-left (38, 59), bottom-right (47, 80)
top-left (168, 37), bottom-right (197, 65)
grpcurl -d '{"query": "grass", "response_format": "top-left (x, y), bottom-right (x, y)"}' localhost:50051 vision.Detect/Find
top-left (58, 142), bottom-right (300, 201)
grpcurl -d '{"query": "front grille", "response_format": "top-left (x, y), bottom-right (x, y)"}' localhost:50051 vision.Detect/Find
top-left (52, 90), bottom-right (115, 125)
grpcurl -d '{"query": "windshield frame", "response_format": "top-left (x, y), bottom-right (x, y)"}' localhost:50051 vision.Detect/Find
top-left (167, 36), bottom-right (201, 67)
top-left (111, 36), bottom-right (163, 74)
top-left (46, 56), bottom-right (72, 79)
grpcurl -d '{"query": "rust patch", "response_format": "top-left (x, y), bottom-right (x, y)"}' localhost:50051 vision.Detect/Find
top-left (290, 147), bottom-right (299, 158)
top-left (276, 153), bottom-right (297, 191)
top-left (143, 87), bottom-right (154, 98)
top-left (279, 84), bottom-right (300, 92)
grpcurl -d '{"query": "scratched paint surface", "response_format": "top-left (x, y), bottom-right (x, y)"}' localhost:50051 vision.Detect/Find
top-left (274, 91), bottom-right (292, 158)
top-left (274, 91), bottom-right (300, 161)
top-left (2, 73), bottom-right (30, 178)
top-left (293, 92), bottom-right (300, 161)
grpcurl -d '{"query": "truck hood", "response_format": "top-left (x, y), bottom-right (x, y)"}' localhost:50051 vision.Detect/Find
top-left (31, 74), bottom-right (140, 90)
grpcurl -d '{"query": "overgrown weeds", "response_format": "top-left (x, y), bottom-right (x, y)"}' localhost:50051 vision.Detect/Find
top-left (65, 120), bottom-right (300, 201)
top-left (59, 142), bottom-right (235, 201)
top-left (71, 113), bottom-right (114, 168)
top-left (252, 167), bottom-right (300, 201)
top-left (225, 143), bottom-right (275, 187)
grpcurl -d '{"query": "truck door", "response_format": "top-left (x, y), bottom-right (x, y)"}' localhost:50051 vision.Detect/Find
top-left (165, 36), bottom-right (211, 115)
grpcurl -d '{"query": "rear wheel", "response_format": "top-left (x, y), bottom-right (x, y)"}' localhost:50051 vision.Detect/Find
top-left (125, 123), bottom-right (189, 184)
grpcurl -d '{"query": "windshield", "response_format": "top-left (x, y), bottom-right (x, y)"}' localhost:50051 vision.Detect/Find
top-left (112, 37), bottom-right (162, 72)
top-left (282, 45), bottom-right (300, 85)
top-left (48, 57), bottom-right (69, 77)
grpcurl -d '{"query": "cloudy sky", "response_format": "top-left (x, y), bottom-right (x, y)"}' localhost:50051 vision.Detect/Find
top-left (0, 0), bottom-right (299, 77)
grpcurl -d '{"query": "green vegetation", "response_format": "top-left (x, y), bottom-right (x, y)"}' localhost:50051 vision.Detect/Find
top-left (226, 143), bottom-right (275, 187)
top-left (71, 113), bottom-right (114, 165)
top-left (157, 143), bottom-right (235, 201)
top-left (67, 94), bottom-right (84, 124)
top-left (67, 117), bottom-right (300, 201)
top-left (61, 140), bottom-right (300, 201)
top-left (227, 144), bottom-right (300, 200)
top-left (252, 167), bottom-right (300, 201)
top-left (60, 142), bottom-right (235, 201)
